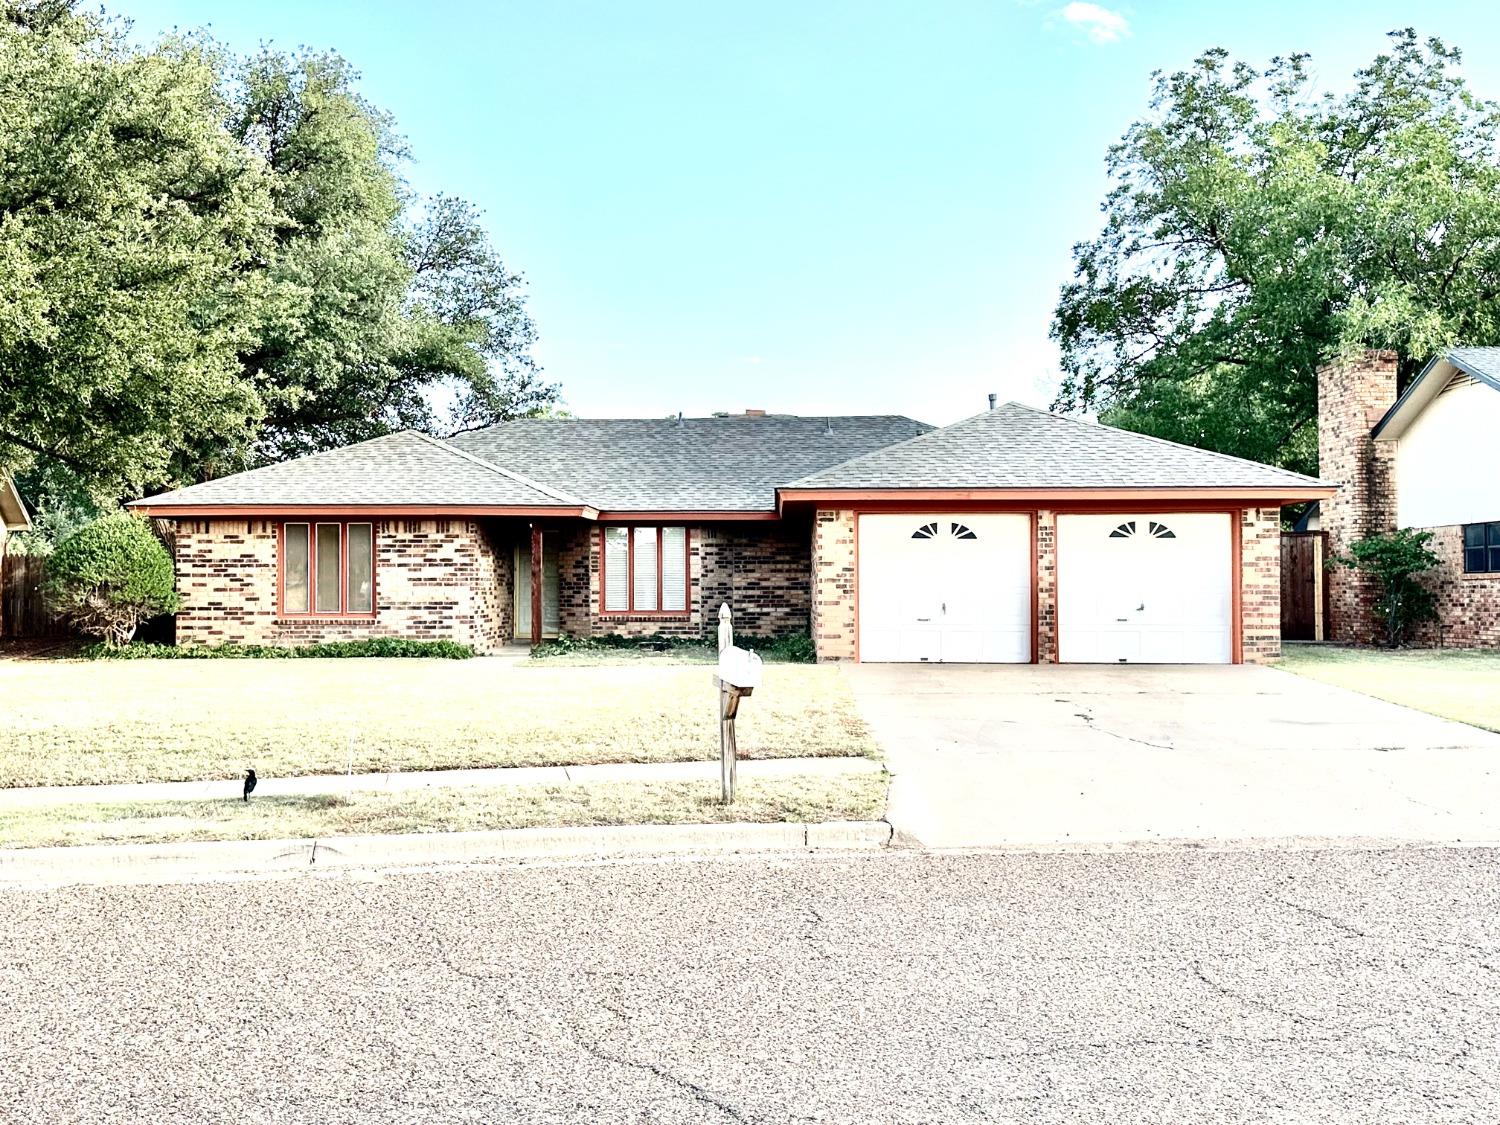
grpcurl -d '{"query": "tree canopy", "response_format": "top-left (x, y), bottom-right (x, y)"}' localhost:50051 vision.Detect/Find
top-left (0, 0), bottom-right (554, 510)
top-left (1052, 30), bottom-right (1500, 474)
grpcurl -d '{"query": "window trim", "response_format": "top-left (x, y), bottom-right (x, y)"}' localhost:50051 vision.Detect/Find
top-left (599, 525), bottom-right (691, 617)
top-left (278, 520), bottom-right (378, 619)
top-left (1462, 520), bottom-right (1500, 576)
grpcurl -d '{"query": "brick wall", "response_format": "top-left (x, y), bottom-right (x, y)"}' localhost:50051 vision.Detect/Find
top-left (811, 509), bottom-right (857, 661)
top-left (173, 518), bottom-right (509, 652)
top-left (1411, 524), bottom-right (1500, 648)
top-left (1318, 351), bottom-right (1399, 644)
top-left (1241, 507), bottom-right (1282, 662)
top-left (554, 522), bottom-right (812, 641)
top-left (1035, 510), bottom-right (1058, 663)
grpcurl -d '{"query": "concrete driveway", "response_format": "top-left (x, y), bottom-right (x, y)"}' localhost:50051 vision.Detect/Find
top-left (848, 663), bottom-right (1500, 848)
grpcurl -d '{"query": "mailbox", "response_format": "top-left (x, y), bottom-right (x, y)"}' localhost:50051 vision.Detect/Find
top-left (716, 645), bottom-right (763, 691)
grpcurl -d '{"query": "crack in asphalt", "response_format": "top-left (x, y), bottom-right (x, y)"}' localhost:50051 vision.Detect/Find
top-left (1271, 895), bottom-right (1500, 970)
top-left (568, 1035), bottom-right (754, 1123)
top-left (1189, 960), bottom-right (1317, 1026)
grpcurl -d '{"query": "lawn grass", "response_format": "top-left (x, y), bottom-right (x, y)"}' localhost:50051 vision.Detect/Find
top-left (0, 658), bottom-right (876, 788)
top-left (0, 772), bottom-right (889, 849)
top-left (1277, 644), bottom-right (1500, 732)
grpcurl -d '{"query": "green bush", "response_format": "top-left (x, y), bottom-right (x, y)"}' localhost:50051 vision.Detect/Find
top-left (45, 513), bottom-right (180, 646)
top-left (83, 638), bottom-right (475, 660)
top-left (1335, 528), bottom-right (1441, 648)
top-left (530, 630), bottom-right (816, 663)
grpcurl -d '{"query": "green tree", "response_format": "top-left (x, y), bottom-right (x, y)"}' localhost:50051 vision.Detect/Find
top-left (0, 1), bottom-right (275, 498)
top-left (1052, 30), bottom-right (1500, 474)
top-left (1336, 528), bottom-right (1441, 647)
top-left (45, 512), bottom-right (180, 645)
top-left (0, 6), bottom-right (555, 503)
top-left (226, 50), bottom-right (554, 463)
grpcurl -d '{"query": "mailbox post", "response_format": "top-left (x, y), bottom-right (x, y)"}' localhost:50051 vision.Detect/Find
top-left (714, 603), bottom-right (762, 804)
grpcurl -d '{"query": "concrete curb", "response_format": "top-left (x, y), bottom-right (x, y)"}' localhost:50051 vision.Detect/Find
top-left (0, 820), bottom-right (895, 889)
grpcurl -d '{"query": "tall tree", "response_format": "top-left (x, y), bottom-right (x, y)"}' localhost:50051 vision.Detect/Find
top-left (227, 50), bottom-right (553, 463)
top-left (1052, 30), bottom-right (1500, 473)
top-left (0, 1), bottom-right (274, 498)
top-left (0, 5), bottom-right (554, 510)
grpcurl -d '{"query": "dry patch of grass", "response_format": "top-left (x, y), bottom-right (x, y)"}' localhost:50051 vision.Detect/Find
top-left (0, 772), bottom-right (889, 849)
top-left (0, 658), bottom-right (876, 787)
top-left (1277, 645), bottom-right (1500, 733)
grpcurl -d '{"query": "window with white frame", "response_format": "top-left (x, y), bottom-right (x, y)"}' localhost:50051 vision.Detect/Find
top-left (602, 526), bottom-right (688, 613)
top-left (282, 522), bottom-right (374, 615)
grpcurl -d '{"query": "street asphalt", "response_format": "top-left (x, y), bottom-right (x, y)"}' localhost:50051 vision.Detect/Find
top-left (2, 846), bottom-right (1497, 1123)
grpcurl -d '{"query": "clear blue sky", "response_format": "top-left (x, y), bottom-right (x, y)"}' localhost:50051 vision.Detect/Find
top-left (123, 0), bottom-right (1500, 426)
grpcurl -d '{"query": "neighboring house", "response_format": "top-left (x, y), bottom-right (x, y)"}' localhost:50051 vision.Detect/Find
top-left (1, 471), bottom-right (32, 636)
top-left (1, 471), bottom-right (30, 558)
top-left (1319, 348), bottom-right (1500, 647)
top-left (129, 403), bottom-right (1329, 664)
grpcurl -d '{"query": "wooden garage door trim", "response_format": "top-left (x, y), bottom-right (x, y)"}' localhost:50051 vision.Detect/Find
top-left (853, 511), bottom-right (1039, 664)
top-left (1053, 510), bottom-right (1243, 666)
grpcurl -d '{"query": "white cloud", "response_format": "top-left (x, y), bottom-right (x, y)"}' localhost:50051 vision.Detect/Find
top-left (1057, 2), bottom-right (1130, 44)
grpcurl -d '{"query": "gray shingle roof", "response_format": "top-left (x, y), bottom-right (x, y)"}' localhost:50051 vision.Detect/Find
top-left (1446, 347), bottom-right (1500, 390)
top-left (132, 430), bottom-right (586, 510)
top-left (787, 402), bottom-right (1327, 490)
top-left (447, 415), bottom-right (933, 511)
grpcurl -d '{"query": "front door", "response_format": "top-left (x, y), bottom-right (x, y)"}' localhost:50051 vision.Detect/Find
top-left (514, 534), bottom-right (561, 639)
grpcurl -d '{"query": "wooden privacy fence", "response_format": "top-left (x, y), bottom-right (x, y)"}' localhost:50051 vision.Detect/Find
top-left (1280, 531), bottom-right (1328, 642)
top-left (1, 553), bottom-right (71, 638)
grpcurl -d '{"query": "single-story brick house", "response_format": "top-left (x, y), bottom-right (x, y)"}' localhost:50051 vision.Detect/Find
top-left (130, 402), bottom-right (1329, 663)
top-left (1319, 348), bottom-right (1500, 647)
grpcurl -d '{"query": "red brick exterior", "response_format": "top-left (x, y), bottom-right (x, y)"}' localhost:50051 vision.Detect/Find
top-left (1410, 524), bottom-right (1500, 648)
top-left (811, 509), bottom-right (857, 660)
top-left (1035, 510), bottom-right (1058, 663)
top-left (1241, 507), bottom-right (1282, 662)
top-left (1318, 351), bottom-right (1399, 644)
top-left (172, 517), bottom-right (814, 651)
top-left (552, 521), bottom-right (812, 641)
top-left (172, 518), bottom-right (509, 651)
top-left (1317, 350), bottom-right (1500, 648)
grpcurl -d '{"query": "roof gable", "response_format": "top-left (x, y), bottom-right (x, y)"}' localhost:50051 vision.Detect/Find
top-left (1373, 348), bottom-right (1500, 441)
top-left (786, 402), bottom-right (1326, 492)
top-left (1, 471), bottom-right (29, 531)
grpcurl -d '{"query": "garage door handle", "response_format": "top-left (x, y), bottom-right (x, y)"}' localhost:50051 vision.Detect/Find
top-left (916, 617), bottom-right (932, 622)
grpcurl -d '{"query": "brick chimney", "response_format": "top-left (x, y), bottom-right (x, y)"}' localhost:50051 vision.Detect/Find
top-left (1318, 350), bottom-right (1398, 644)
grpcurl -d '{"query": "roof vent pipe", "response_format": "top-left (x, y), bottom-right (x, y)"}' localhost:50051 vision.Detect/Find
top-left (987, 393), bottom-right (997, 411)
top-left (677, 411), bottom-right (684, 426)
top-left (824, 417), bottom-right (833, 435)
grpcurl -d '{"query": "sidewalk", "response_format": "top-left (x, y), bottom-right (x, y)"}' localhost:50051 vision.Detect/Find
top-left (0, 755), bottom-right (884, 809)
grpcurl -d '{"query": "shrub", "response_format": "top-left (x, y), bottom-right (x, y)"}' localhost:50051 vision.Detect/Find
top-left (1335, 528), bottom-right (1441, 648)
top-left (45, 513), bottom-right (179, 646)
top-left (82, 638), bottom-right (475, 660)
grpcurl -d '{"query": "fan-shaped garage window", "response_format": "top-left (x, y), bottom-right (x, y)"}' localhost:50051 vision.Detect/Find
top-left (951, 522), bottom-right (978, 540)
top-left (1109, 521), bottom-right (1137, 538)
top-left (911, 522), bottom-right (939, 539)
top-left (1148, 521), bottom-right (1176, 539)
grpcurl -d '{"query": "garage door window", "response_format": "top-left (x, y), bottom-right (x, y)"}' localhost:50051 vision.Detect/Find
top-left (912, 521), bottom-right (979, 541)
top-left (1109, 520), bottom-right (1176, 539)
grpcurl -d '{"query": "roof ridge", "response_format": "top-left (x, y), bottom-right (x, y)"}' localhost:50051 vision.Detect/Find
top-left (1000, 402), bottom-right (1325, 484)
top-left (784, 404), bottom-right (1012, 485)
top-left (407, 430), bottom-right (592, 507)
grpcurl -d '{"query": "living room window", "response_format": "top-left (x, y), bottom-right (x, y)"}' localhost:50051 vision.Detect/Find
top-left (282, 522), bottom-right (375, 615)
top-left (1463, 522), bottom-right (1500, 574)
top-left (601, 526), bottom-right (688, 614)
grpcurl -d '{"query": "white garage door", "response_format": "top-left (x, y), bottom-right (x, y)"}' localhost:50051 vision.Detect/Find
top-left (1057, 513), bottom-right (1232, 664)
top-left (859, 514), bottom-right (1031, 663)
